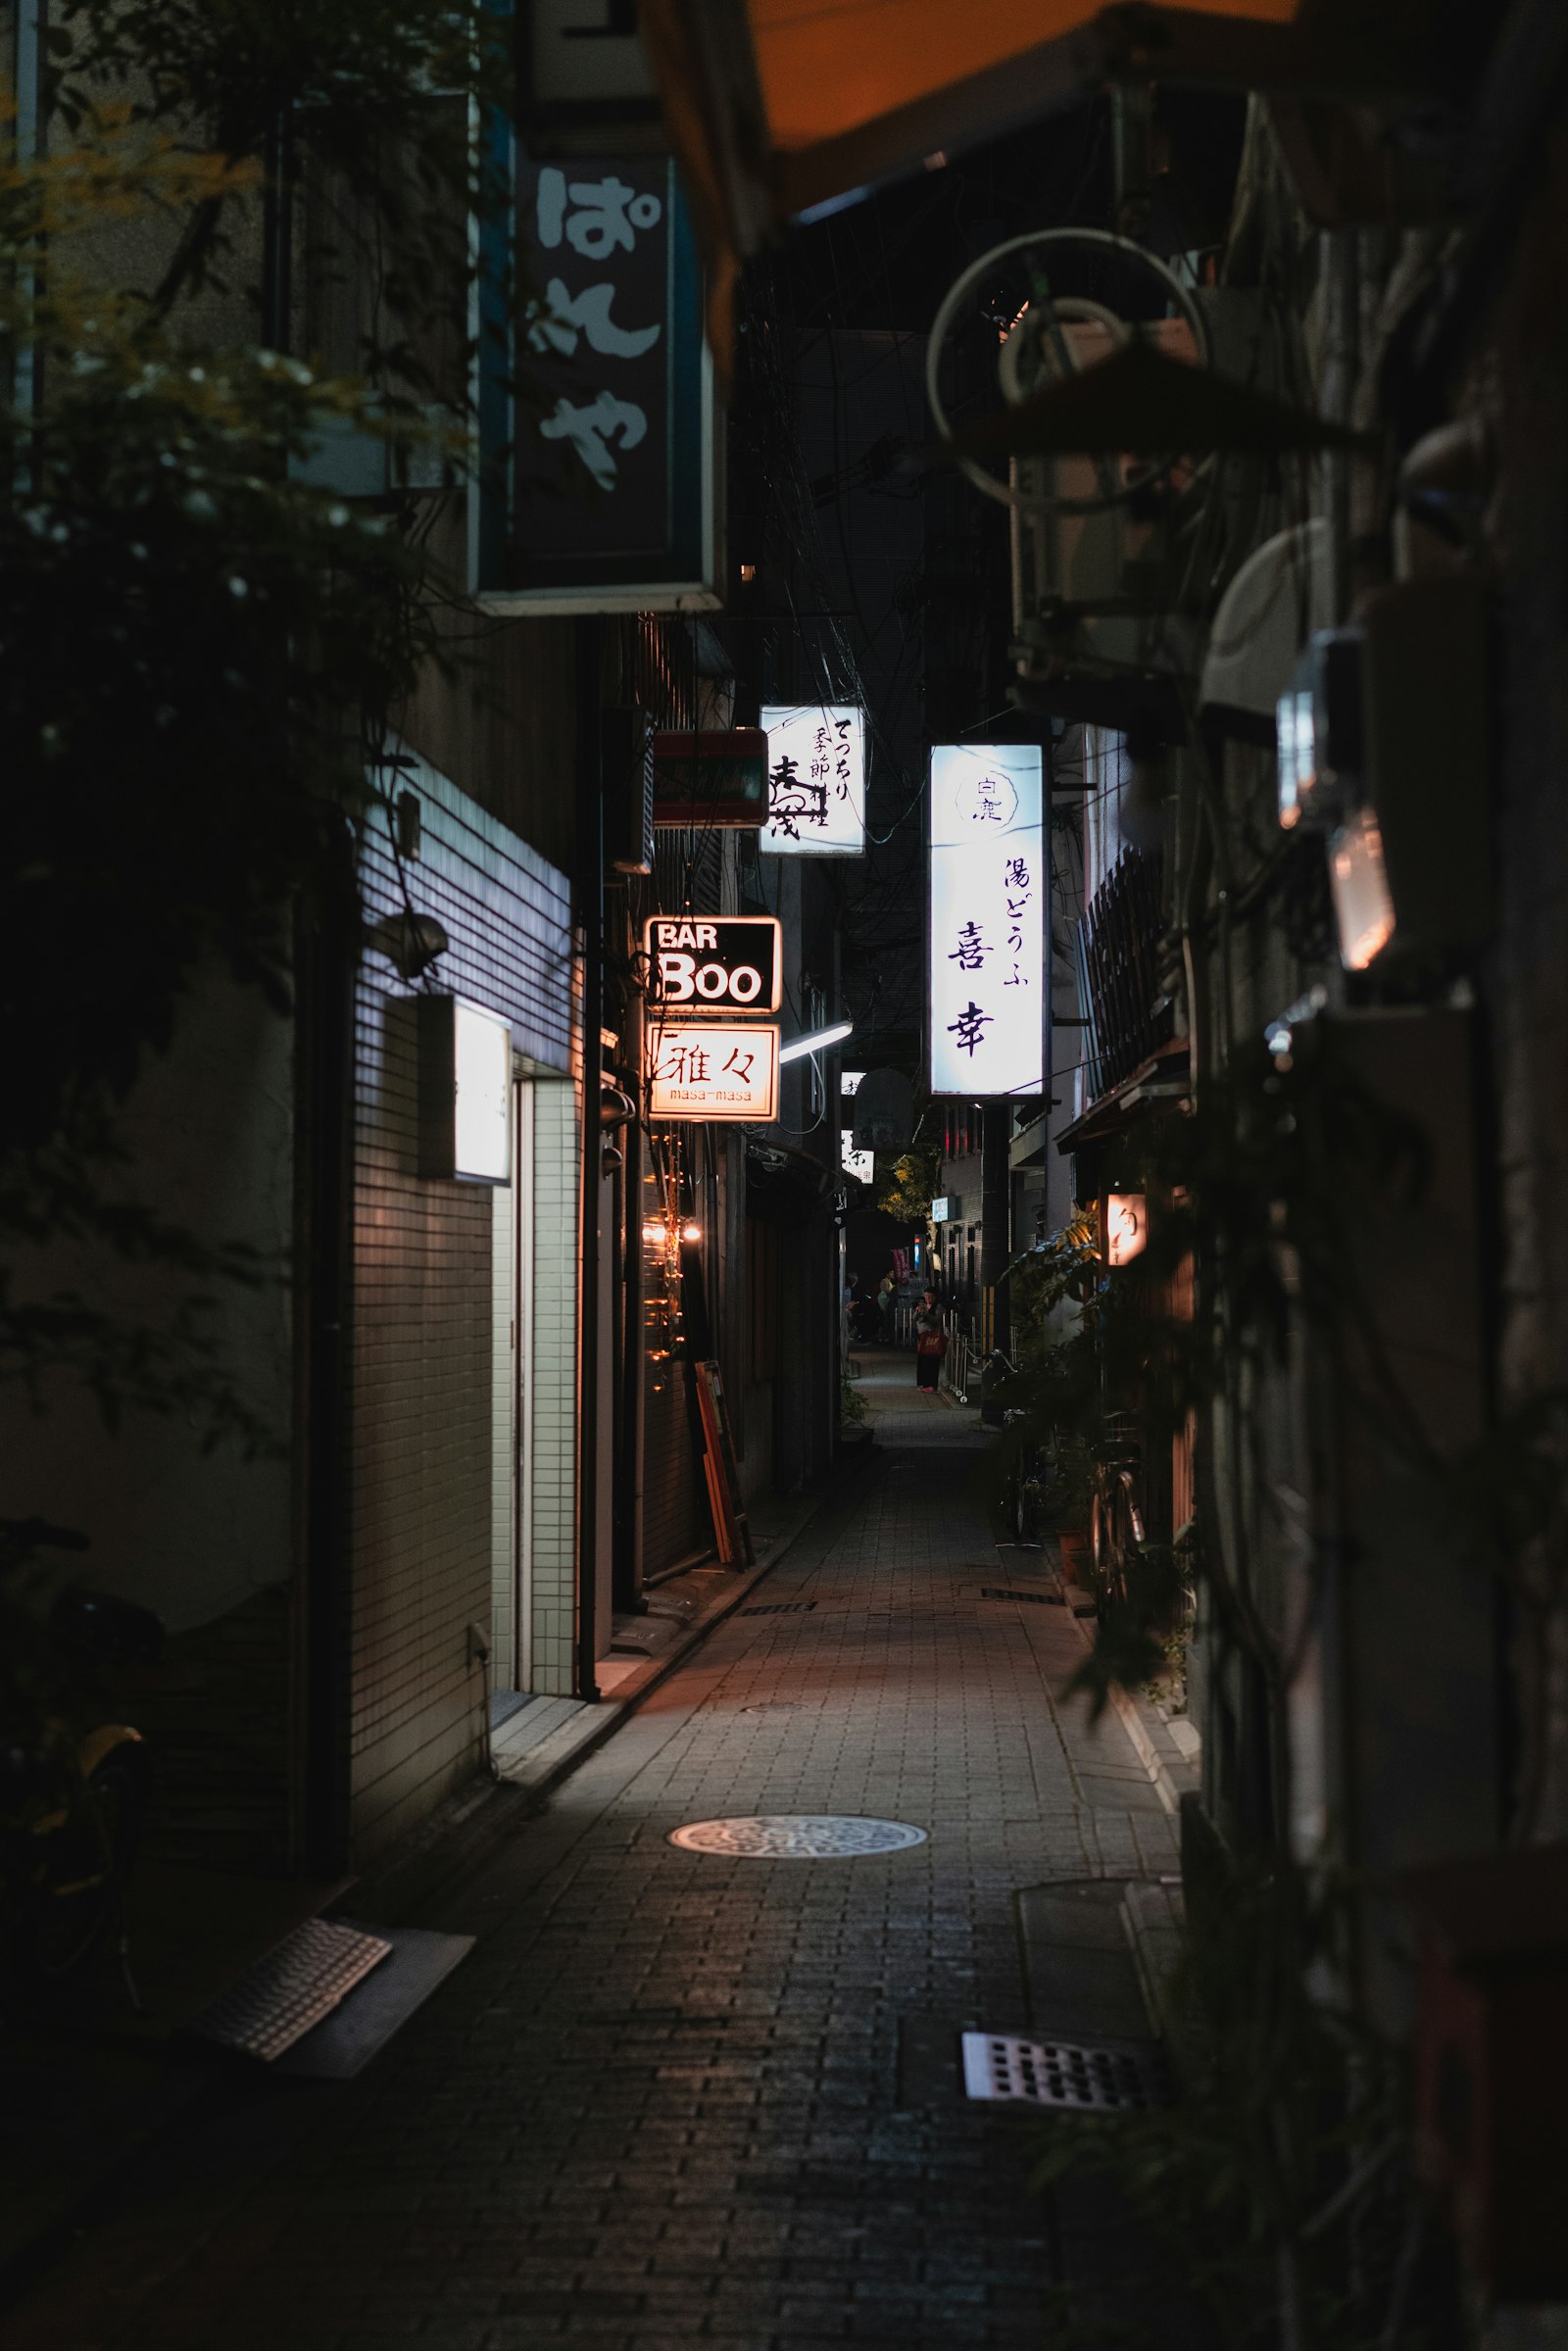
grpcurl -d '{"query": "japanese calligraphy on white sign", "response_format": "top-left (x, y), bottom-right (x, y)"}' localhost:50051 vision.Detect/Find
top-left (928, 745), bottom-right (1044, 1098)
top-left (760, 705), bottom-right (865, 857)
top-left (841, 1130), bottom-right (875, 1184)
top-left (648, 1024), bottom-right (780, 1122)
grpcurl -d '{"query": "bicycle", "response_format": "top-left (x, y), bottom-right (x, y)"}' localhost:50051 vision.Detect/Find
top-left (1, 1585), bottom-right (164, 2001)
top-left (1088, 1414), bottom-right (1147, 1621)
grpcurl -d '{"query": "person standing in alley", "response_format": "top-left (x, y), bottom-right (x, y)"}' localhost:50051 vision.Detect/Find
top-left (914, 1288), bottom-right (947, 1391)
top-left (877, 1271), bottom-right (895, 1346)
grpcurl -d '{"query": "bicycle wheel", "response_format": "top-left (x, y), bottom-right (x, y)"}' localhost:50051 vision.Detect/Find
top-left (1012, 1446), bottom-right (1043, 1544)
top-left (1091, 1480), bottom-right (1138, 1621)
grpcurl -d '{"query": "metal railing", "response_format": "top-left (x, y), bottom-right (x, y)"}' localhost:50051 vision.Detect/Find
top-left (886, 1301), bottom-right (985, 1404)
top-left (941, 1331), bottom-right (980, 1403)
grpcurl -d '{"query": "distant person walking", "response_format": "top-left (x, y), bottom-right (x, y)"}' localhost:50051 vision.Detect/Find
top-left (914, 1289), bottom-right (947, 1391)
top-left (877, 1272), bottom-right (895, 1344)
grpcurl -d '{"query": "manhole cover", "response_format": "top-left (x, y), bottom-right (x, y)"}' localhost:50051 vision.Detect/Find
top-left (740, 1602), bottom-right (816, 1616)
top-left (668, 1815), bottom-right (927, 1858)
top-left (980, 1587), bottom-right (1064, 1606)
top-left (961, 2032), bottom-right (1171, 2110)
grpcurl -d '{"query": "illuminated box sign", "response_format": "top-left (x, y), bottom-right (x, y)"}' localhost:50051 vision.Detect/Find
top-left (474, 157), bottom-right (718, 612)
top-left (760, 704), bottom-right (865, 856)
top-left (648, 1023), bottom-right (779, 1122)
top-left (416, 996), bottom-right (512, 1183)
top-left (651, 730), bottom-right (769, 828)
top-left (931, 1196), bottom-right (951, 1223)
top-left (928, 744), bottom-right (1044, 1099)
top-left (1104, 1193), bottom-right (1148, 1267)
top-left (841, 1129), bottom-right (874, 1184)
top-left (643, 915), bottom-right (782, 1014)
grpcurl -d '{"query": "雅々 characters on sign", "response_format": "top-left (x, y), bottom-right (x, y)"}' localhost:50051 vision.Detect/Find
top-left (648, 1024), bottom-right (780, 1122)
top-left (643, 916), bottom-right (783, 1015)
top-left (760, 705), bottom-right (865, 856)
top-left (928, 745), bottom-right (1044, 1098)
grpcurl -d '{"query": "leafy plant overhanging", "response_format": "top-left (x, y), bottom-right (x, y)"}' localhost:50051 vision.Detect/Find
top-left (0, 4), bottom-right (520, 1744)
top-left (998, 1026), bottom-right (1563, 2342)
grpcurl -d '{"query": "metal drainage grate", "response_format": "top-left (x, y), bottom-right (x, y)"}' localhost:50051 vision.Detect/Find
top-left (739, 1601), bottom-right (817, 1616)
top-left (980, 1587), bottom-right (1065, 1606)
top-left (668, 1815), bottom-right (927, 1858)
top-left (189, 1918), bottom-right (392, 2062)
top-left (961, 2032), bottom-right (1171, 2110)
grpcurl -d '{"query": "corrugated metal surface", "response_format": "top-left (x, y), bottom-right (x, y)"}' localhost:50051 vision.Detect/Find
top-left (350, 743), bottom-right (573, 1861)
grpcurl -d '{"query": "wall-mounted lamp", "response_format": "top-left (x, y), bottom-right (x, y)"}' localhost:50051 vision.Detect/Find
top-left (1277, 629), bottom-right (1362, 833)
top-left (1104, 1193), bottom-right (1149, 1268)
top-left (1329, 808), bottom-right (1396, 970)
top-left (680, 1220), bottom-right (702, 1243)
top-left (366, 909), bottom-right (449, 979)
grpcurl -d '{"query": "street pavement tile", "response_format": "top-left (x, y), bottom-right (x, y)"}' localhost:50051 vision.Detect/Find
top-left (8, 1356), bottom-right (1184, 2350)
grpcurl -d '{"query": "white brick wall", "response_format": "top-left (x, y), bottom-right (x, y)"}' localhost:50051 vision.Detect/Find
top-left (490, 1182), bottom-right (516, 1688)
top-left (527, 1077), bottom-right (579, 1695)
top-left (349, 745), bottom-right (573, 1860)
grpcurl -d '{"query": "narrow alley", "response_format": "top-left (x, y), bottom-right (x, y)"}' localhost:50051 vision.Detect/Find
top-left (9, 1371), bottom-right (1184, 2350)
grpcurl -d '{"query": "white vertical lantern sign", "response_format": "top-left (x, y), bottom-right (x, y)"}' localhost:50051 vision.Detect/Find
top-left (760, 704), bottom-right (865, 856)
top-left (928, 745), bottom-right (1044, 1097)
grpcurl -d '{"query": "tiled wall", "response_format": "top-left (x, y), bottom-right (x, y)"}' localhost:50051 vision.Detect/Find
top-left (527, 1078), bottom-right (579, 1695)
top-left (351, 743), bottom-right (573, 1861)
top-left (489, 1181), bottom-right (516, 1690)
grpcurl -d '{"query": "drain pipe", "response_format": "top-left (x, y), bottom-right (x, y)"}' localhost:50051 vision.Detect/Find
top-left (1319, 229), bottom-right (1360, 622)
top-left (575, 620), bottom-right (604, 1703)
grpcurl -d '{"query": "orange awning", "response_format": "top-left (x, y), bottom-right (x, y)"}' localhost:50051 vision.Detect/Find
top-left (639, 0), bottom-right (1440, 357)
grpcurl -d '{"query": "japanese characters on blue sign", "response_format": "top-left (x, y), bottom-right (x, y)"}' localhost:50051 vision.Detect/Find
top-left (928, 745), bottom-right (1044, 1098)
top-left (474, 155), bottom-right (715, 608)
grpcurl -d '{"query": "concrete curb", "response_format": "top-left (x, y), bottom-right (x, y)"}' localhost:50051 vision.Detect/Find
top-left (1060, 1594), bottom-right (1200, 1821)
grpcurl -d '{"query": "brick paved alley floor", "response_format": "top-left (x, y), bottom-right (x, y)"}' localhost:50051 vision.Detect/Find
top-left (9, 1352), bottom-right (1186, 2351)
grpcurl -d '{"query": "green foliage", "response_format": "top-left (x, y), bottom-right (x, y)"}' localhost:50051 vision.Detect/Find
top-left (1006, 1032), bottom-right (1536, 2339)
top-left (1007, 1206), bottom-right (1099, 1366)
top-left (0, 32), bottom-right (483, 1479)
top-left (46, 0), bottom-right (514, 366)
top-left (1031, 1864), bottom-right (1426, 2349)
top-left (840, 1372), bottom-right (867, 1427)
top-left (876, 1144), bottom-right (940, 1226)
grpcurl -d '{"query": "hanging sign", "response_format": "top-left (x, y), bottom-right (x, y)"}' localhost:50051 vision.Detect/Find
top-left (643, 915), bottom-right (782, 1013)
top-left (841, 1129), bottom-right (874, 1184)
top-left (472, 156), bottom-right (717, 612)
top-left (651, 731), bottom-right (769, 828)
top-left (1104, 1192), bottom-right (1149, 1267)
top-left (928, 744), bottom-right (1044, 1098)
top-left (760, 704), bottom-right (865, 856)
top-left (648, 1023), bottom-right (779, 1121)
